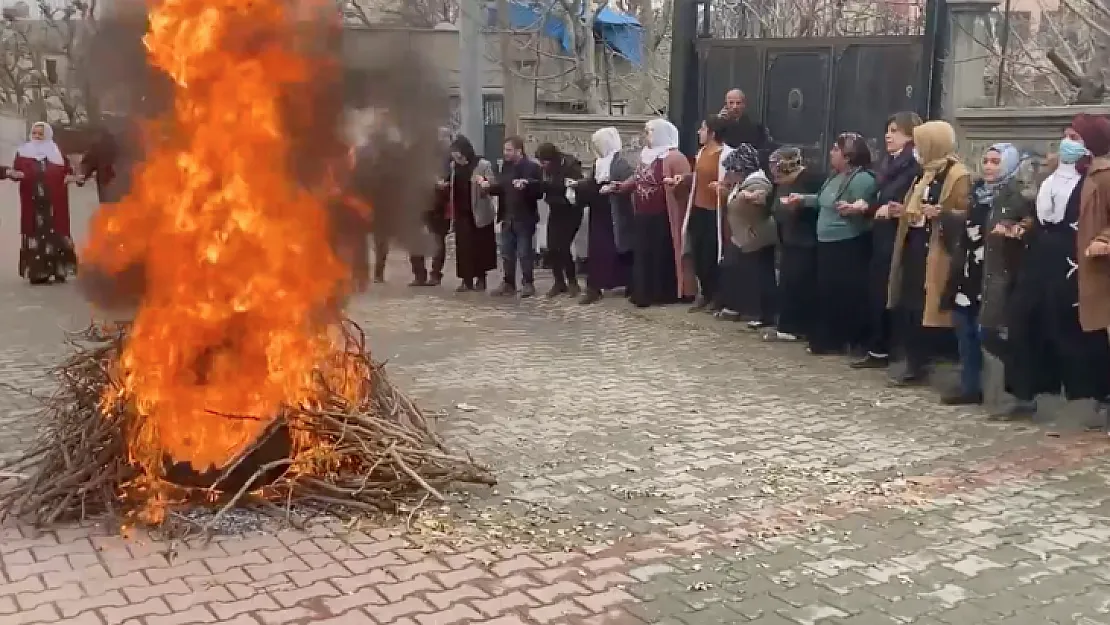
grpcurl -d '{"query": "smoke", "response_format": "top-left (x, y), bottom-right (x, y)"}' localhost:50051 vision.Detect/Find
top-left (77, 4), bottom-right (450, 312)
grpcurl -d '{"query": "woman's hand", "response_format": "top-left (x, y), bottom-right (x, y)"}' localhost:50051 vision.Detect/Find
top-left (1086, 240), bottom-right (1110, 257)
top-left (8, 169), bottom-right (24, 180)
top-left (781, 193), bottom-right (802, 207)
top-left (662, 176), bottom-right (678, 187)
top-left (887, 202), bottom-right (904, 217)
top-left (875, 204), bottom-right (891, 219)
top-left (600, 183), bottom-right (615, 195)
top-left (922, 203), bottom-right (941, 220)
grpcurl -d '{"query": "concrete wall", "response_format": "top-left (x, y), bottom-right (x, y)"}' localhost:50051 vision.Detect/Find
top-left (517, 113), bottom-right (654, 165)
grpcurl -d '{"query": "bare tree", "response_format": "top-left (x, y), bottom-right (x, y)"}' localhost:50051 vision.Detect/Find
top-left (709, 0), bottom-right (925, 38)
top-left (339, 0), bottom-right (459, 27)
top-left (0, 0), bottom-right (98, 125)
top-left (985, 0), bottom-right (1108, 105)
top-left (488, 0), bottom-right (672, 115)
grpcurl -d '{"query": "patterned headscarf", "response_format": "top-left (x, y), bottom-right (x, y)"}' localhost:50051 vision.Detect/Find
top-left (722, 143), bottom-right (760, 177)
top-left (769, 146), bottom-right (803, 177)
top-left (973, 142), bottom-right (1021, 205)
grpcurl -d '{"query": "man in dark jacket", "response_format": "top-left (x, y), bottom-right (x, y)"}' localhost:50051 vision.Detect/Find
top-left (480, 136), bottom-right (542, 297)
top-left (718, 89), bottom-right (770, 151)
top-left (535, 142), bottom-right (585, 297)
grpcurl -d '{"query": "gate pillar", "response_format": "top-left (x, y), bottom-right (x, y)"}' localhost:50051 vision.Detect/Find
top-left (940, 0), bottom-right (999, 115)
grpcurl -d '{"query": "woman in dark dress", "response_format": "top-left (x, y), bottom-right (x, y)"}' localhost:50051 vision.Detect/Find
top-left (443, 135), bottom-right (498, 292)
top-left (1000, 130), bottom-right (1110, 422)
top-left (8, 122), bottom-right (78, 285)
top-left (766, 147), bottom-right (824, 342)
top-left (573, 127), bottom-right (634, 304)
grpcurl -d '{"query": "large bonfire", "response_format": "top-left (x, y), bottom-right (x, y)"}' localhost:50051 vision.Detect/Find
top-left (0, 0), bottom-right (491, 532)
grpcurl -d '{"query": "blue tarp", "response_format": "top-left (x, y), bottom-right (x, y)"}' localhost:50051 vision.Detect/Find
top-left (487, 1), bottom-right (644, 66)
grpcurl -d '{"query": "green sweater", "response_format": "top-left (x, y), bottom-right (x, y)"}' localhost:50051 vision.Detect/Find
top-left (802, 169), bottom-right (878, 243)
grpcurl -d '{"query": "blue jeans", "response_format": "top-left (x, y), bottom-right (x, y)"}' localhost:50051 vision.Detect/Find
top-left (953, 307), bottom-right (983, 395)
top-left (498, 219), bottom-right (536, 287)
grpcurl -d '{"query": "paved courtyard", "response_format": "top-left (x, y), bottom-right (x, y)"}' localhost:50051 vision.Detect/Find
top-left (2, 200), bottom-right (1110, 624)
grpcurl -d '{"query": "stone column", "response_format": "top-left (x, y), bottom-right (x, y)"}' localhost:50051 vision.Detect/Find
top-left (940, 0), bottom-right (999, 115)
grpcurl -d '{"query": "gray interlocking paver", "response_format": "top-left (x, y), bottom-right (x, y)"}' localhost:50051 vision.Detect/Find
top-left (1, 197), bottom-right (1109, 623)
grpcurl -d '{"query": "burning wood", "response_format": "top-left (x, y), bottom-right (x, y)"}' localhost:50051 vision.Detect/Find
top-left (0, 0), bottom-right (490, 532)
top-left (0, 321), bottom-right (494, 531)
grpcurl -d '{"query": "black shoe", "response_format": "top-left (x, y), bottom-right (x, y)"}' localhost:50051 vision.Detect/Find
top-left (428, 274), bottom-right (443, 287)
top-left (476, 277), bottom-right (488, 291)
top-left (455, 281), bottom-right (473, 293)
top-left (409, 277), bottom-right (430, 287)
top-left (941, 392), bottom-right (983, 406)
top-left (545, 283), bottom-right (568, 298)
top-left (566, 280), bottom-right (581, 297)
top-left (579, 288), bottom-right (602, 305)
top-left (520, 283), bottom-right (536, 298)
top-left (851, 354), bottom-right (890, 370)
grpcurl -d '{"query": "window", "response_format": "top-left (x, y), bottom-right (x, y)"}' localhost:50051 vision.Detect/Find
top-left (44, 58), bottom-right (58, 84)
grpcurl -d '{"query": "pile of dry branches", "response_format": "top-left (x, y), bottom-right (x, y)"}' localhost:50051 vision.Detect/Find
top-left (0, 320), bottom-right (494, 533)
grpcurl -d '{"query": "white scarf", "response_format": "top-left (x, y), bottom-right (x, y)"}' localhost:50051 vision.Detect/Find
top-left (641, 119), bottom-right (680, 165)
top-left (16, 122), bottom-right (64, 165)
top-left (592, 127), bottom-right (621, 182)
top-left (1036, 163), bottom-right (1081, 224)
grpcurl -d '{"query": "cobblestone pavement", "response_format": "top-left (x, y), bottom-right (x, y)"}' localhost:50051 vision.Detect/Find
top-left (3, 221), bottom-right (1110, 624)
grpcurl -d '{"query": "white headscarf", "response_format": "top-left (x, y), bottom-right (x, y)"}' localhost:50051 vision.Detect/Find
top-left (592, 127), bottom-right (621, 182)
top-left (640, 118), bottom-right (680, 164)
top-left (1036, 163), bottom-right (1081, 224)
top-left (17, 122), bottom-right (64, 165)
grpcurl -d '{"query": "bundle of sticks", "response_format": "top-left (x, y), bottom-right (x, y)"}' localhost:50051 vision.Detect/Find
top-left (0, 320), bottom-right (494, 533)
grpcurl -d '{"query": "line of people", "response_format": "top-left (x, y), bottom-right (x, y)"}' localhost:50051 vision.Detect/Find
top-left (400, 98), bottom-right (1110, 427)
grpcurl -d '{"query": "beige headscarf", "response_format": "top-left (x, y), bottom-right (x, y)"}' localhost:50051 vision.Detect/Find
top-left (905, 120), bottom-right (959, 224)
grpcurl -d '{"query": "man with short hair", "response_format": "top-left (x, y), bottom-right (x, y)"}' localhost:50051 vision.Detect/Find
top-left (479, 136), bottom-right (542, 297)
top-left (718, 89), bottom-right (770, 151)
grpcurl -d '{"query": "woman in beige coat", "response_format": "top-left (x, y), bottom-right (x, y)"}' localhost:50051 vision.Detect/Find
top-left (887, 120), bottom-right (971, 385)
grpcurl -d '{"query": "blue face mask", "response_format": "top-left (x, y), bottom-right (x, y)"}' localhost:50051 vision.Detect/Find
top-left (1058, 138), bottom-right (1088, 164)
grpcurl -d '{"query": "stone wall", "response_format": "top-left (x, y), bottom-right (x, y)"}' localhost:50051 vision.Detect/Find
top-left (517, 113), bottom-right (653, 166)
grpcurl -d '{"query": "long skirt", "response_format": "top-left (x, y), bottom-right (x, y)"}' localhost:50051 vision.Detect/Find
top-left (718, 242), bottom-right (776, 324)
top-left (811, 235), bottom-right (871, 353)
top-left (587, 202), bottom-right (631, 291)
top-left (864, 223), bottom-right (897, 356)
top-left (455, 214), bottom-right (498, 282)
top-left (1006, 227), bottom-right (1110, 403)
top-left (20, 191), bottom-right (77, 285)
top-left (778, 244), bottom-right (818, 338)
top-left (631, 212), bottom-right (679, 307)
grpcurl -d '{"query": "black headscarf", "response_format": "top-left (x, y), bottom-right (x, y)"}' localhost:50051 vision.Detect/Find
top-left (450, 135), bottom-right (479, 175)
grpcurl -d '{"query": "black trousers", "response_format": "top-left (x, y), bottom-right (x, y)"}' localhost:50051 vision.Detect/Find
top-left (688, 207), bottom-right (720, 302)
top-left (811, 235), bottom-right (871, 353)
top-left (778, 244), bottom-right (818, 338)
top-left (894, 306), bottom-right (930, 373)
top-left (547, 206), bottom-right (583, 286)
top-left (865, 226), bottom-right (897, 357)
top-left (409, 212), bottom-right (450, 281)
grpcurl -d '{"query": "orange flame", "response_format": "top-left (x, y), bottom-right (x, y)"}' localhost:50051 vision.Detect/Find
top-left (84, 0), bottom-right (350, 477)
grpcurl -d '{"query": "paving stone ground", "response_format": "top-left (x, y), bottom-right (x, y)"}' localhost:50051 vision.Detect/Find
top-left (2, 203), bottom-right (1110, 624)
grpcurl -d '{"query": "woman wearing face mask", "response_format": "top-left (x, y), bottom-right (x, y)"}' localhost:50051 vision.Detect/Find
top-left (1000, 123), bottom-right (1110, 423)
top-left (886, 120), bottom-right (971, 386)
top-left (938, 143), bottom-right (1030, 406)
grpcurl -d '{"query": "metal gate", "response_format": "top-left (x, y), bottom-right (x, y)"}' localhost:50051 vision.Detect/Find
top-left (670, 0), bottom-right (944, 169)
